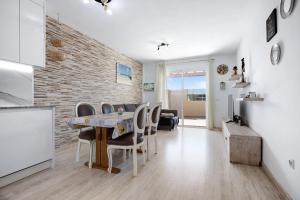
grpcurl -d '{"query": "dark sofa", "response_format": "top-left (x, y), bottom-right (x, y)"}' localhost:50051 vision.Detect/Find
top-left (113, 104), bottom-right (140, 112)
top-left (158, 109), bottom-right (179, 131)
top-left (113, 104), bottom-right (178, 131)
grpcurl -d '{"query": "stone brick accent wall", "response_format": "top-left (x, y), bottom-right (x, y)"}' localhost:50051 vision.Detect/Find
top-left (34, 17), bottom-right (143, 148)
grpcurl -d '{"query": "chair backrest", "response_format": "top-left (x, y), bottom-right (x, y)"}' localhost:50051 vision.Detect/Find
top-left (124, 104), bottom-right (138, 112)
top-left (149, 103), bottom-right (162, 130)
top-left (132, 103), bottom-right (149, 145)
top-left (75, 102), bottom-right (96, 117)
top-left (100, 102), bottom-right (114, 114)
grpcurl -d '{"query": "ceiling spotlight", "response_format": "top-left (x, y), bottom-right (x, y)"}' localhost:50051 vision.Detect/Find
top-left (104, 4), bottom-right (112, 15)
top-left (83, 0), bottom-right (91, 4)
top-left (157, 43), bottom-right (169, 51)
top-left (95, 0), bottom-right (112, 15)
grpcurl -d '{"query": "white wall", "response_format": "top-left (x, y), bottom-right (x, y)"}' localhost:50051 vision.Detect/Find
top-left (237, 0), bottom-right (300, 198)
top-left (143, 62), bottom-right (157, 106)
top-left (143, 53), bottom-right (237, 128)
top-left (211, 54), bottom-right (237, 128)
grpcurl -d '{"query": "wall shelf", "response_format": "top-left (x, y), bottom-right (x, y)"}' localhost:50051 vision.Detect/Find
top-left (232, 82), bottom-right (250, 88)
top-left (236, 97), bottom-right (264, 102)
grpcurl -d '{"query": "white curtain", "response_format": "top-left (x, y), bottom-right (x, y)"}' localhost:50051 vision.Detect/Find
top-left (156, 63), bottom-right (169, 109)
top-left (206, 59), bottom-right (214, 129)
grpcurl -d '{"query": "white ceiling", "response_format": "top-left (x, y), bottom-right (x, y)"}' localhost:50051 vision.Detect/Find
top-left (47, 0), bottom-right (256, 63)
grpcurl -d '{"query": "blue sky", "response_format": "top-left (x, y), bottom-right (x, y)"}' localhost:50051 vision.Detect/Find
top-left (167, 76), bottom-right (207, 93)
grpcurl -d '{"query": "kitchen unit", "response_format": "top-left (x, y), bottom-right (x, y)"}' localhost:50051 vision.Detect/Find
top-left (0, 0), bottom-right (45, 67)
top-left (0, 106), bottom-right (55, 188)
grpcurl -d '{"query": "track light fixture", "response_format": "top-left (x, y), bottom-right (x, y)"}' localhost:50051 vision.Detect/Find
top-left (95, 0), bottom-right (112, 15)
top-left (157, 43), bottom-right (169, 51)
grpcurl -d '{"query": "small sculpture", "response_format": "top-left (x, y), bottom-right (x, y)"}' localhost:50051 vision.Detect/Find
top-left (241, 58), bottom-right (245, 71)
top-left (220, 82), bottom-right (226, 90)
top-left (241, 58), bottom-right (246, 83)
top-left (232, 66), bottom-right (238, 76)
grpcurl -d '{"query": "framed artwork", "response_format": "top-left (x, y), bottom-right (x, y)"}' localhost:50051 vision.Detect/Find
top-left (270, 43), bottom-right (281, 65)
top-left (266, 9), bottom-right (278, 42)
top-left (143, 83), bottom-right (155, 92)
top-left (220, 81), bottom-right (226, 90)
top-left (280, 0), bottom-right (296, 19)
top-left (217, 64), bottom-right (229, 75)
top-left (116, 63), bottom-right (133, 85)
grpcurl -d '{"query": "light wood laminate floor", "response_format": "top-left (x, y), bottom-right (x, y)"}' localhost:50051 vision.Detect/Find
top-left (0, 127), bottom-right (284, 200)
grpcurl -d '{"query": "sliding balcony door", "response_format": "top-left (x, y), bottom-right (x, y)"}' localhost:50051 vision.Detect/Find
top-left (167, 71), bottom-right (185, 126)
top-left (166, 64), bottom-right (207, 127)
top-left (182, 74), bottom-right (207, 127)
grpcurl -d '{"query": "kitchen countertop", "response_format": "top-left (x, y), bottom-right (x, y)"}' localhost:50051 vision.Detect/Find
top-left (0, 105), bottom-right (55, 110)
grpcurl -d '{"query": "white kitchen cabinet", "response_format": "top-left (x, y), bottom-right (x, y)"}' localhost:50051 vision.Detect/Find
top-left (0, 106), bottom-right (55, 186)
top-left (20, 0), bottom-right (45, 67)
top-left (0, 0), bottom-right (20, 63)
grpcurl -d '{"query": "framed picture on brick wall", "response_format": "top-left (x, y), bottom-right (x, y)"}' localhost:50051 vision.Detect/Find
top-left (116, 63), bottom-right (133, 85)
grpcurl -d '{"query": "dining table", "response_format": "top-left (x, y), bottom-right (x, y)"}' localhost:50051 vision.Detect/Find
top-left (67, 112), bottom-right (134, 174)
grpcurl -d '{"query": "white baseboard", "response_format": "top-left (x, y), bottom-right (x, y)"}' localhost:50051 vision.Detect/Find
top-left (262, 162), bottom-right (292, 200)
top-left (0, 160), bottom-right (53, 188)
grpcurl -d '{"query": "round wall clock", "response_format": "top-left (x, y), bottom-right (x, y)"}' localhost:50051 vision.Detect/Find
top-left (270, 43), bottom-right (281, 65)
top-left (280, 0), bottom-right (296, 19)
top-left (217, 64), bottom-right (229, 75)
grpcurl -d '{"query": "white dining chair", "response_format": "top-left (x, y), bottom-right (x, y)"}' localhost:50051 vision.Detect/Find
top-left (107, 103), bottom-right (149, 176)
top-left (100, 102), bottom-right (127, 161)
top-left (75, 102), bottom-right (96, 168)
top-left (145, 103), bottom-right (161, 160)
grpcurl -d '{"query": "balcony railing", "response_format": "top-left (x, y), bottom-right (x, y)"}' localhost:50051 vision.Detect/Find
top-left (168, 90), bottom-right (206, 118)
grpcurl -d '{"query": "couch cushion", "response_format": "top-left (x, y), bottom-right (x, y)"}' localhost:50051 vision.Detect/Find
top-left (161, 109), bottom-right (178, 117)
top-left (113, 104), bottom-right (126, 112)
top-left (124, 104), bottom-right (137, 112)
top-left (161, 113), bottom-right (175, 117)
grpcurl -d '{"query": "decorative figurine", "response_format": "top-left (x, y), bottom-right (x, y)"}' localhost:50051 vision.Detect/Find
top-left (220, 82), bottom-right (226, 90)
top-left (233, 66), bottom-right (238, 76)
top-left (241, 58), bottom-right (246, 83)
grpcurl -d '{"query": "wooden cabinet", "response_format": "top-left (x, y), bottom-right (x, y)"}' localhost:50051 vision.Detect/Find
top-left (0, 0), bottom-right (45, 67)
top-left (20, 0), bottom-right (45, 67)
top-left (0, 0), bottom-right (20, 63)
top-left (222, 121), bottom-right (262, 166)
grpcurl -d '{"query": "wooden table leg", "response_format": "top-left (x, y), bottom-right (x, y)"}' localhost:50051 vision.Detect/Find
top-left (95, 127), bottom-right (102, 167)
top-left (86, 127), bottom-right (121, 174)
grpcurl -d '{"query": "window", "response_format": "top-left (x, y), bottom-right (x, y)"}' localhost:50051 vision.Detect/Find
top-left (167, 75), bottom-right (207, 102)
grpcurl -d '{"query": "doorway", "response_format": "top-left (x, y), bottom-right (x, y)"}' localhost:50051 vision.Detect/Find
top-left (167, 69), bottom-right (207, 127)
